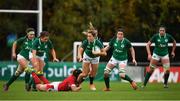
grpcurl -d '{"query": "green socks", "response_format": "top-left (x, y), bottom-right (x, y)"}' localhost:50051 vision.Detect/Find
top-left (89, 77), bottom-right (94, 85)
top-left (25, 73), bottom-right (30, 84)
top-left (104, 77), bottom-right (110, 88)
top-left (6, 75), bottom-right (19, 86)
top-left (143, 72), bottom-right (152, 86)
top-left (121, 75), bottom-right (133, 83)
top-left (164, 72), bottom-right (170, 85)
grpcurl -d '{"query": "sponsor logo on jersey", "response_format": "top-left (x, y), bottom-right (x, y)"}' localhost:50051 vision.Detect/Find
top-left (165, 39), bottom-right (168, 42)
top-left (121, 44), bottom-right (124, 48)
top-left (45, 45), bottom-right (48, 48)
top-left (115, 49), bottom-right (123, 53)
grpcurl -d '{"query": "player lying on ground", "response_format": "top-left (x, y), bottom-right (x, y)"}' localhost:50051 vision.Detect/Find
top-left (28, 68), bottom-right (82, 92)
top-left (142, 26), bottom-right (176, 88)
top-left (103, 28), bottom-right (138, 91)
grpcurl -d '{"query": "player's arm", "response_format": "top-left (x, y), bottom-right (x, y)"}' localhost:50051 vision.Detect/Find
top-left (71, 84), bottom-right (81, 92)
top-left (92, 48), bottom-right (107, 56)
top-left (51, 48), bottom-right (59, 62)
top-left (130, 47), bottom-right (137, 65)
top-left (12, 41), bottom-right (17, 59)
top-left (104, 44), bottom-right (111, 52)
top-left (77, 46), bottom-right (84, 62)
top-left (171, 40), bottom-right (176, 58)
top-left (146, 41), bottom-right (152, 61)
top-left (31, 40), bottom-right (39, 67)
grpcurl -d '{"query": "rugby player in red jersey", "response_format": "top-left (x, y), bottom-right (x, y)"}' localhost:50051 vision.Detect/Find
top-left (29, 69), bottom-right (82, 92)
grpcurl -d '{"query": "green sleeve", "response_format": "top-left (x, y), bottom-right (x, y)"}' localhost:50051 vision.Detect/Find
top-left (96, 40), bottom-right (104, 49)
top-left (125, 38), bottom-right (132, 48)
top-left (167, 34), bottom-right (175, 42)
top-left (48, 40), bottom-right (54, 49)
top-left (81, 40), bottom-right (88, 49)
top-left (16, 36), bottom-right (26, 46)
top-left (149, 34), bottom-right (156, 43)
top-left (32, 39), bottom-right (39, 50)
top-left (109, 37), bottom-right (115, 47)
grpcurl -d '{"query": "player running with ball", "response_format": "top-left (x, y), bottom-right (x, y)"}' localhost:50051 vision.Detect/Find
top-left (77, 29), bottom-right (106, 90)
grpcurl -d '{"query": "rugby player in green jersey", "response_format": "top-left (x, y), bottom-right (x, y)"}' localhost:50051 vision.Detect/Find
top-left (104, 28), bottom-right (138, 91)
top-left (80, 23), bottom-right (105, 90)
top-left (30, 31), bottom-right (59, 85)
top-left (77, 30), bottom-right (106, 90)
top-left (3, 28), bottom-right (36, 91)
top-left (142, 26), bottom-right (176, 88)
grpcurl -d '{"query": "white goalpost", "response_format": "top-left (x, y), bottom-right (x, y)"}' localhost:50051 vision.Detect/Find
top-left (0, 0), bottom-right (43, 36)
top-left (73, 41), bottom-right (180, 63)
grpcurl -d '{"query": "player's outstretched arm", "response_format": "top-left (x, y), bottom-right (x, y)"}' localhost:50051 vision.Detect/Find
top-left (71, 84), bottom-right (81, 92)
top-left (77, 46), bottom-right (84, 62)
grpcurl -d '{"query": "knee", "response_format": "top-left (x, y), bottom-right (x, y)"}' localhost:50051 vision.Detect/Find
top-left (104, 73), bottom-right (109, 78)
top-left (165, 70), bottom-right (170, 74)
top-left (81, 72), bottom-right (88, 77)
top-left (119, 73), bottom-right (125, 78)
top-left (104, 67), bottom-right (111, 78)
top-left (15, 70), bottom-right (22, 76)
top-left (149, 64), bottom-right (156, 73)
top-left (163, 63), bottom-right (170, 71)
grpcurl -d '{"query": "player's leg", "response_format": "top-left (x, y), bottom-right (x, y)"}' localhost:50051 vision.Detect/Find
top-left (37, 58), bottom-right (49, 84)
top-left (3, 57), bottom-right (28, 91)
top-left (88, 57), bottom-right (100, 90)
top-left (3, 65), bottom-right (22, 91)
top-left (77, 62), bottom-right (90, 84)
top-left (89, 63), bottom-right (98, 90)
top-left (118, 60), bottom-right (137, 90)
top-left (143, 53), bottom-right (159, 87)
top-left (161, 55), bottom-right (170, 88)
top-left (31, 71), bottom-right (53, 91)
top-left (104, 57), bottom-right (116, 91)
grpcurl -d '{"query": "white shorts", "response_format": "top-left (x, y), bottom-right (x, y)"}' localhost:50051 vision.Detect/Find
top-left (83, 52), bottom-right (100, 64)
top-left (152, 53), bottom-right (169, 61)
top-left (50, 81), bottom-right (61, 91)
top-left (107, 56), bottom-right (128, 73)
top-left (29, 52), bottom-right (45, 61)
top-left (17, 54), bottom-right (26, 61)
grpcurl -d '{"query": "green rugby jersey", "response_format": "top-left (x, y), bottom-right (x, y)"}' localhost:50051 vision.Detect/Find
top-left (81, 39), bottom-right (103, 58)
top-left (16, 36), bottom-right (35, 60)
top-left (109, 38), bottom-right (132, 61)
top-left (32, 38), bottom-right (54, 57)
top-left (150, 33), bottom-right (175, 56)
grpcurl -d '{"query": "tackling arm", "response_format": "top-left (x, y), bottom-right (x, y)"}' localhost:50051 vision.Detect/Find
top-left (71, 85), bottom-right (81, 92)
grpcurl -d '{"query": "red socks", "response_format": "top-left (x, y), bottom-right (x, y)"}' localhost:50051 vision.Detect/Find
top-left (38, 75), bottom-right (50, 84)
top-left (32, 72), bottom-right (41, 84)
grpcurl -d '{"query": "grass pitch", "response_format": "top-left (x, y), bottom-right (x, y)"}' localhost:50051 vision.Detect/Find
top-left (0, 81), bottom-right (180, 100)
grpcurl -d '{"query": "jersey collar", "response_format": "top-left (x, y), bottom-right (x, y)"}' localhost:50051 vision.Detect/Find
top-left (159, 33), bottom-right (166, 38)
